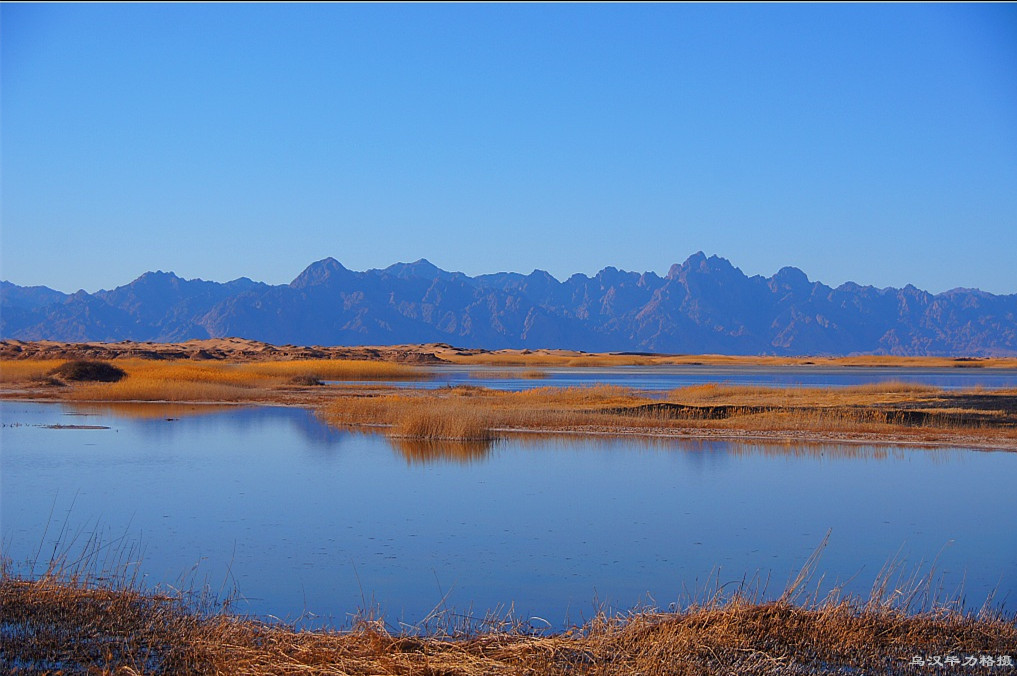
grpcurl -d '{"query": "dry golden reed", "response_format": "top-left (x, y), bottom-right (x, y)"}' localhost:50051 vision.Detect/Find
top-left (323, 382), bottom-right (1017, 446)
top-left (390, 399), bottom-right (494, 441)
top-left (17, 357), bottom-right (424, 402)
top-left (5, 356), bottom-right (1016, 446)
top-left (4, 561), bottom-right (1015, 675)
top-left (0, 359), bottom-right (65, 383)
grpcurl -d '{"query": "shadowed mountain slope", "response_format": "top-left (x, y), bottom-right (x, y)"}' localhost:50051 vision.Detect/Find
top-left (2, 254), bottom-right (1015, 355)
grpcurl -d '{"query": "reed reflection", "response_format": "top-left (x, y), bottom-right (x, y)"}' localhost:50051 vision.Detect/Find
top-left (385, 427), bottom-right (956, 466)
top-left (390, 437), bottom-right (495, 464)
top-left (67, 402), bottom-right (240, 420)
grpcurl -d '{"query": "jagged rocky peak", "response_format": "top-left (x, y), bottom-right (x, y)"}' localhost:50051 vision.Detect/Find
top-left (772, 266), bottom-right (811, 288)
top-left (3, 254), bottom-right (1015, 356)
top-left (527, 269), bottom-right (558, 282)
top-left (595, 266), bottom-right (622, 284)
top-left (131, 270), bottom-right (184, 285)
top-left (289, 258), bottom-right (351, 289)
top-left (385, 258), bottom-right (435, 276)
top-left (382, 258), bottom-right (458, 281)
top-left (667, 252), bottom-right (737, 279)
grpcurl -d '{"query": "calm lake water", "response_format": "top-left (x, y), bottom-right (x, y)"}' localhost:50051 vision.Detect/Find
top-left (2, 401), bottom-right (1015, 630)
top-left (355, 364), bottom-right (1017, 392)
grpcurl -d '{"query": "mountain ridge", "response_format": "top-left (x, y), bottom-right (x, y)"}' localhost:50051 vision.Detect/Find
top-left (3, 254), bottom-right (1015, 356)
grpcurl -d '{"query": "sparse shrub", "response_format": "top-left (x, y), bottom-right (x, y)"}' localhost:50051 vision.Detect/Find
top-left (50, 360), bottom-right (126, 383)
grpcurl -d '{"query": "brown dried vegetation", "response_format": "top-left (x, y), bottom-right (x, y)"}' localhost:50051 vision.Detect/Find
top-left (323, 382), bottom-right (1017, 448)
top-left (3, 562), bottom-right (1014, 675)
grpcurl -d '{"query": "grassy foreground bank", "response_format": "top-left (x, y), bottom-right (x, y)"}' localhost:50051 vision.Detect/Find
top-left (3, 565), bottom-right (1015, 675)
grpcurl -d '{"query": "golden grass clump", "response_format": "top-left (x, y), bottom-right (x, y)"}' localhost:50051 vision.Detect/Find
top-left (511, 383), bottom-right (635, 404)
top-left (329, 394), bottom-right (496, 441)
top-left (666, 381), bottom-right (940, 407)
top-left (391, 399), bottom-right (494, 441)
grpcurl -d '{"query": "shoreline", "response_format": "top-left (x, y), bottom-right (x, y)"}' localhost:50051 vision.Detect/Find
top-left (3, 566), bottom-right (1015, 676)
top-left (3, 340), bottom-right (1015, 452)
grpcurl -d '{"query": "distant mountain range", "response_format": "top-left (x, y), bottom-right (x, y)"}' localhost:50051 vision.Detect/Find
top-left (3, 253), bottom-right (1015, 356)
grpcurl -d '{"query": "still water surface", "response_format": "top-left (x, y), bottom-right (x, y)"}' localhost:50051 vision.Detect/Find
top-left (359, 364), bottom-right (1017, 391)
top-left (2, 402), bottom-right (1015, 629)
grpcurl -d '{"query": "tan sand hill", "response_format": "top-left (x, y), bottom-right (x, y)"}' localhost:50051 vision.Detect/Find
top-left (4, 339), bottom-right (1017, 368)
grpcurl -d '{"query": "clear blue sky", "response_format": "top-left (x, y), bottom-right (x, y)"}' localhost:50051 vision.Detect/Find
top-left (2, 3), bottom-right (1015, 294)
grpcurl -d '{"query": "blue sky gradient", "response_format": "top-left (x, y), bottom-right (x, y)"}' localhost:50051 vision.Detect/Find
top-left (2, 4), bottom-right (1015, 293)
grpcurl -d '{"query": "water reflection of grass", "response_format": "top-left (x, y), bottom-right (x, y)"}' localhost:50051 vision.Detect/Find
top-left (390, 437), bottom-right (494, 464)
top-left (468, 368), bottom-right (549, 379)
top-left (66, 402), bottom-right (242, 420)
top-left (384, 430), bottom-right (941, 465)
top-left (4, 542), bottom-right (1015, 675)
top-left (503, 433), bottom-right (929, 462)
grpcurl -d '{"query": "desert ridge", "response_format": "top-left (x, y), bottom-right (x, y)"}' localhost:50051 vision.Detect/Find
top-left (3, 338), bottom-right (1017, 368)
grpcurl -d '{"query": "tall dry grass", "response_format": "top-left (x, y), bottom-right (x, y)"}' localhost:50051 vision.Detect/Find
top-left (59, 359), bottom-right (269, 402)
top-left (324, 385), bottom-right (646, 441)
top-left (0, 359), bottom-right (65, 383)
top-left (23, 357), bottom-right (424, 402)
top-left (666, 381), bottom-right (941, 407)
top-left (3, 550), bottom-right (1015, 675)
top-left (323, 382), bottom-right (1017, 446)
top-left (390, 399), bottom-right (494, 441)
